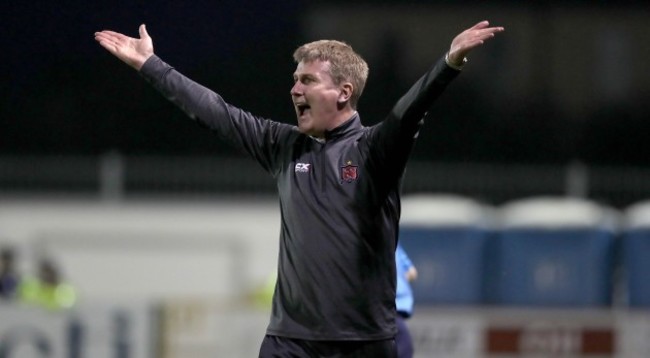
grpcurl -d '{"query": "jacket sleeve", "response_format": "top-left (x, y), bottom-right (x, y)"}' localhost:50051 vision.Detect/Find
top-left (139, 55), bottom-right (295, 176)
top-left (366, 55), bottom-right (461, 168)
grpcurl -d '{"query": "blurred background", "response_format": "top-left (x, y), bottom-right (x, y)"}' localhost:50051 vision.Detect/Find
top-left (1, 1), bottom-right (650, 357)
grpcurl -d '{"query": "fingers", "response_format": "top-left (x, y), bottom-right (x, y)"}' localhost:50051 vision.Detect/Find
top-left (483, 26), bottom-right (505, 36)
top-left (94, 30), bottom-right (128, 56)
top-left (94, 35), bottom-right (118, 52)
top-left (469, 20), bottom-right (504, 30)
top-left (96, 39), bottom-right (117, 53)
top-left (95, 25), bottom-right (148, 43)
top-left (94, 31), bottom-right (127, 46)
top-left (460, 23), bottom-right (504, 47)
top-left (94, 32), bottom-right (111, 46)
top-left (99, 30), bottom-right (126, 37)
top-left (470, 26), bottom-right (504, 38)
top-left (467, 20), bottom-right (504, 35)
top-left (474, 31), bottom-right (497, 41)
top-left (139, 24), bottom-right (149, 39)
top-left (470, 20), bottom-right (490, 30)
top-left (94, 33), bottom-right (121, 55)
top-left (461, 31), bottom-right (498, 51)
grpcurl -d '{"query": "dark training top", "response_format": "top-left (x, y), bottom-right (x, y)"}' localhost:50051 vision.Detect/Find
top-left (140, 54), bottom-right (460, 340)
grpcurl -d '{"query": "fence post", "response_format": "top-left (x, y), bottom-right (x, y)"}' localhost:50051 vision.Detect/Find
top-left (100, 151), bottom-right (124, 201)
top-left (566, 161), bottom-right (588, 198)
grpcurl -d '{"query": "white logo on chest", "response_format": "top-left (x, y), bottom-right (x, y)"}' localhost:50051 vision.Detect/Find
top-left (295, 163), bottom-right (311, 173)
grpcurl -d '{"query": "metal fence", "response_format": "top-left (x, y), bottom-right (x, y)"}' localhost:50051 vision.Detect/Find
top-left (1, 154), bottom-right (648, 208)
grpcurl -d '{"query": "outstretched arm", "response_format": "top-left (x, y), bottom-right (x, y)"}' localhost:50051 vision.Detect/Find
top-left (94, 24), bottom-right (293, 174)
top-left (367, 20), bottom-right (504, 178)
top-left (94, 24), bottom-right (154, 71)
top-left (447, 20), bottom-right (504, 67)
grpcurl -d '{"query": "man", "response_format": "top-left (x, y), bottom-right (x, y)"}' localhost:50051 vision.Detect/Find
top-left (0, 247), bottom-right (20, 300)
top-left (19, 258), bottom-right (77, 311)
top-left (95, 20), bottom-right (503, 357)
top-left (395, 243), bottom-right (418, 358)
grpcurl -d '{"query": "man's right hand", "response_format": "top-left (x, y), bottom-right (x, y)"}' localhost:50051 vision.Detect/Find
top-left (95, 24), bottom-right (154, 71)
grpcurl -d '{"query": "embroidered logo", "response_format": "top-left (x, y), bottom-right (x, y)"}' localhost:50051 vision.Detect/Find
top-left (340, 160), bottom-right (358, 183)
top-left (295, 163), bottom-right (311, 173)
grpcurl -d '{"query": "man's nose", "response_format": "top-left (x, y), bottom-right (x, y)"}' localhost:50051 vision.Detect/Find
top-left (290, 82), bottom-right (302, 96)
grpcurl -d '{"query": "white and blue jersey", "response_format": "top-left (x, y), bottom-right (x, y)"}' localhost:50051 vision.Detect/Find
top-left (396, 243), bottom-right (415, 317)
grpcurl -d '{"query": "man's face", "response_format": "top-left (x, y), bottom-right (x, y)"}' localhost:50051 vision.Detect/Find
top-left (291, 60), bottom-right (342, 137)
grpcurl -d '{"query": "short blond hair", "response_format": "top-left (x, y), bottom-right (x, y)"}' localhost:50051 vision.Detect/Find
top-left (293, 40), bottom-right (369, 109)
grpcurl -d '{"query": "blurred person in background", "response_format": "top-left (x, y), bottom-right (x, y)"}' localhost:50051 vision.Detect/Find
top-left (250, 272), bottom-right (277, 310)
top-left (0, 247), bottom-right (20, 300)
top-left (95, 20), bottom-right (503, 357)
top-left (19, 258), bottom-right (77, 311)
top-left (395, 243), bottom-right (418, 358)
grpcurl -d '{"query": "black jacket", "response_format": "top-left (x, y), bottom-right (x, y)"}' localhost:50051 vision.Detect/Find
top-left (140, 54), bottom-right (459, 340)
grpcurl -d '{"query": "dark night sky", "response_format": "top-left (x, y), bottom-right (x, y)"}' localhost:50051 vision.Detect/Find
top-left (2, 1), bottom-right (649, 166)
top-left (1, 1), bottom-right (303, 155)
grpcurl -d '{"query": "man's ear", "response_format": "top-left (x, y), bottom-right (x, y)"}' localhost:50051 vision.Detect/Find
top-left (338, 83), bottom-right (353, 104)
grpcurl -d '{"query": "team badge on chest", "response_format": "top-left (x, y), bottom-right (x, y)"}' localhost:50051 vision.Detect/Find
top-left (340, 160), bottom-right (358, 183)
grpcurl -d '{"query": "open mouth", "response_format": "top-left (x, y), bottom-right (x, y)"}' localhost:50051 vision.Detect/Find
top-left (296, 103), bottom-right (311, 116)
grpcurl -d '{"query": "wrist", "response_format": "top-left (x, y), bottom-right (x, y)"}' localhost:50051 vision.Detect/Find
top-left (445, 52), bottom-right (467, 70)
top-left (133, 54), bottom-right (154, 71)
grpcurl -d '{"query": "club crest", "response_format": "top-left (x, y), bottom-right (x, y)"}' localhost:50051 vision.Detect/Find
top-left (340, 161), bottom-right (358, 183)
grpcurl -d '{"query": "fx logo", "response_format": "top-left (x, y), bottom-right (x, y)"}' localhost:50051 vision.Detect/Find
top-left (295, 163), bottom-right (311, 173)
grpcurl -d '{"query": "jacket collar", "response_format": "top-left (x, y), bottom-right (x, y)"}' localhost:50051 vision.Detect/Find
top-left (321, 112), bottom-right (362, 141)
